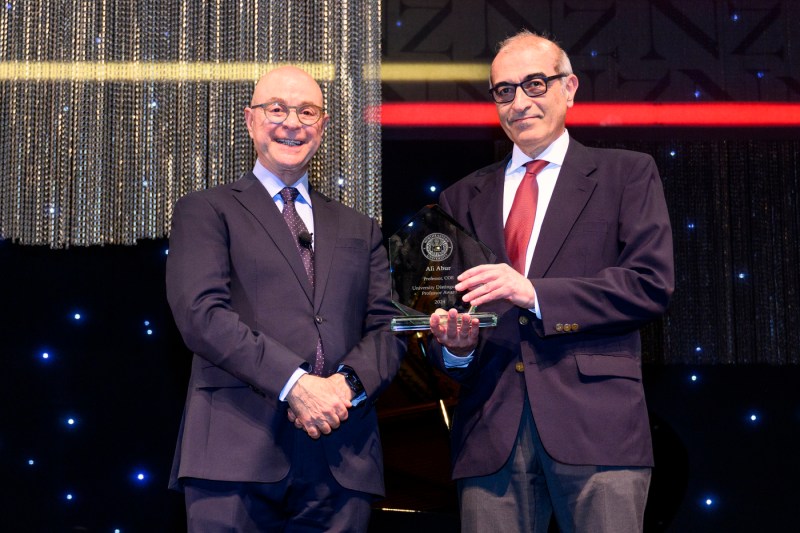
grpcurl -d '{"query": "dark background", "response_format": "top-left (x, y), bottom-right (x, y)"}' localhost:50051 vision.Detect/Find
top-left (4, 0), bottom-right (800, 531)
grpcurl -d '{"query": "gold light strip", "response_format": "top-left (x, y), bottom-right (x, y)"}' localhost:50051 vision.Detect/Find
top-left (0, 61), bottom-right (487, 82)
top-left (0, 61), bottom-right (337, 81)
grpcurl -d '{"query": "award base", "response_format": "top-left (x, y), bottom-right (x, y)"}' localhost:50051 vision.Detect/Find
top-left (390, 312), bottom-right (498, 332)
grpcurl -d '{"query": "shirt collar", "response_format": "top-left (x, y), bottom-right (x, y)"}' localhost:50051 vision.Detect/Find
top-left (509, 129), bottom-right (570, 174)
top-left (252, 160), bottom-right (312, 205)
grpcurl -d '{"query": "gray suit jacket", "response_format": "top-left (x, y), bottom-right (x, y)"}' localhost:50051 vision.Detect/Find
top-left (166, 172), bottom-right (405, 495)
top-left (430, 137), bottom-right (674, 479)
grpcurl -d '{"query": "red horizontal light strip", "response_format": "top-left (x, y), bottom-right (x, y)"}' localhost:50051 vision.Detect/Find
top-left (379, 102), bottom-right (800, 127)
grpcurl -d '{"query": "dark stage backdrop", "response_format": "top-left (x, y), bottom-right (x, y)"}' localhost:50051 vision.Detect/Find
top-left (3, 133), bottom-right (799, 532)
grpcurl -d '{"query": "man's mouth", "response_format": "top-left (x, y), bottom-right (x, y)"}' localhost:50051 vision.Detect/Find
top-left (276, 139), bottom-right (303, 147)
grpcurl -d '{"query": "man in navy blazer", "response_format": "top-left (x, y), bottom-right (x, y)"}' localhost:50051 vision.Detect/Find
top-left (166, 66), bottom-right (405, 531)
top-left (428, 31), bottom-right (674, 532)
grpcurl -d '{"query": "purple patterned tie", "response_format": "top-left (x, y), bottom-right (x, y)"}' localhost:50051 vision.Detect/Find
top-left (280, 187), bottom-right (325, 375)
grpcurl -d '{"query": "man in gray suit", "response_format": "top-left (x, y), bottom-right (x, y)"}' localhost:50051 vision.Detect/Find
top-left (428, 31), bottom-right (674, 532)
top-left (167, 66), bottom-right (405, 532)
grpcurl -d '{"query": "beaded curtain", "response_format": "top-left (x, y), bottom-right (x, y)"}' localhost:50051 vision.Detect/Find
top-left (0, 0), bottom-right (382, 247)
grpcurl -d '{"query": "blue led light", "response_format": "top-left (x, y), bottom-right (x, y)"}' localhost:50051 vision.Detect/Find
top-left (164, 248), bottom-right (169, 255)
top-left (408, 221), bottom-right (414, 227)
top-left (41, 352), bottom-right (50, 360)
top-left (146, 329), bottom-right (153, 335)
top-left (738, 272), bottom-right (747, 279)
top-left (396, 20), bottom-right (402, 27)
top-left (429, 185), bottom-right (437, 193)
top-left (337, 178), bottom-right (345, 186)
top-left (693, 90), bottom-right (701, 99)
top-left (757, 71), bottom-right (765, 79)
top-left (690, 374), bottom-right (698, 382)
top-left (695, 346), bottom-right (702, 353)
top-left (731, 13), bottom-right (739, 22)
top-left (749, 413), bottom-right (758, 422)
top-left (73, 313), bottom-right (82, 320)
top-left (144, 320), bottom-right (150, 326)
top-left (687, 222), bottom-right (695, 230)
top-left (137, 473), bottom-right (145, 481)
top-left (28, 459), bottom-right (35, 466)
top-left (669, 150), bottom-right (676, 157)
top-left (590, 50), bottom-right (598, 58)
top-left (66, 493), bottom-right (74, 501)
top-left (705, 498), bottom-right (713, 506)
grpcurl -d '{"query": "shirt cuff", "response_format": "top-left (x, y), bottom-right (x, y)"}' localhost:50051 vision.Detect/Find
top-left (442, 346), bottom-right (474, 368)
top-left (279, 366), bottom-right (309, 401)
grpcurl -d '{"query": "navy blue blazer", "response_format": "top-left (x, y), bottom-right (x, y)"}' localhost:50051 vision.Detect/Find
top-left (430, 137), bottom-right (674, 479)
top-left (166, 172), bottom-right (405, 495)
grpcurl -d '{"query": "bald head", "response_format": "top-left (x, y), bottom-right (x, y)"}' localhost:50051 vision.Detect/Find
top-left (251, 66), bottom-right (324, 108)
top-left (245, 66), bottom-right (329, 185)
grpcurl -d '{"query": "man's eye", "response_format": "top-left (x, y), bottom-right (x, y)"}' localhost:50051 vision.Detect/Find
top-left (299, 107), bottom-right (318, 117)
top-left (523, 79), bottom-right (545, 90)
top-left (266, 104), bottom-right (285, 114)
top-left (496, 86), bottom-right (514, 96)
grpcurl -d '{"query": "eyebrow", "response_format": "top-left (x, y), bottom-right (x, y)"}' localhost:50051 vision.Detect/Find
top-left (492, 72), bottom-right (548, 86)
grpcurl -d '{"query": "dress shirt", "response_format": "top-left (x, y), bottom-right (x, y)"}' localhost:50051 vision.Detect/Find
top-left (442, 130), bottom-right (570, 369)
top-left (252, 161), bottom-right (316, 400)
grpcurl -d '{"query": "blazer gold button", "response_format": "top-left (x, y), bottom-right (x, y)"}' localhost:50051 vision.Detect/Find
top-left (563, 323), bottom-right (572, 332)
top-left (571, 323), bottom-right (579, 332)
top-left (515, 362), bottom-right (525, 373)
top-left (519, 316), bottom-right (529, 325)
top-left (555, 323), bottom-right (563, 332)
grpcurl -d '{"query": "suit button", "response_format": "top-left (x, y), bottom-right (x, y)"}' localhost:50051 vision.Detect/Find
top-left (555, 323), bottom-right (563, 332)
top-left (563, 323), bottom-right (572, 332)
top-left (571, 323), bottom-right (579, 332)
top-left (519, 316), bottom-right (529, 325)
top-left (315, 316), bottom-right (323, 324)
top-left (515, 362), bottom-right (525, 373)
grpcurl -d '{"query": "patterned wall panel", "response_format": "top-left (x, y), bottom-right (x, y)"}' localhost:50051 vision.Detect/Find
top-left (382, 0), bottom-right (800, 102)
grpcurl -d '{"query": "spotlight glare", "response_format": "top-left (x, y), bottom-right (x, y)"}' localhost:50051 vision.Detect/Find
top-left (66, 493), bottom-right (74, 501)
top-left (42, 352), bottom-right (50, 360)
top-left (429, 185), bottom-right (437, 192)
top-left (28, 459), bottom-right (35, 466)
top-left (690, 374), bottom-right (698, 382)
top-left (73, 313), bottom-right (81, 320)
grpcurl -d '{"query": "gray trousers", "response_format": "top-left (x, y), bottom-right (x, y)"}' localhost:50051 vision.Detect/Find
top-left (458, 399), bottom-right (651, 533)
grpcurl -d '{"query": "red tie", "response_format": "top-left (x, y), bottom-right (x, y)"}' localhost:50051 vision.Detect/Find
top-left (505, 159), bottom-right (549, 275)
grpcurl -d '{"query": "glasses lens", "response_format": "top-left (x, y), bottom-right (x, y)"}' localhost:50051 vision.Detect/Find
top-left (262, 103), bottom-right (288, 123)
top-left (491, 85), bottom-right (516, 103)
top-left (296, 105), bottom-right (322, 125)
top-left (521, 78), bottom-right (547, 97)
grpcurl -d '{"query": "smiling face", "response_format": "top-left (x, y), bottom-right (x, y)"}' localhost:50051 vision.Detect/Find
top-left (490, 36), bottom-right (579, 158)
top-left (244, 66), bottom-right (329, 185)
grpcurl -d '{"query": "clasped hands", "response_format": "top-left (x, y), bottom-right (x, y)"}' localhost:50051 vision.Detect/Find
top-left (429, 263), bottom-right (535, 353)
top-left (286, 373), bottom-right (353, 439)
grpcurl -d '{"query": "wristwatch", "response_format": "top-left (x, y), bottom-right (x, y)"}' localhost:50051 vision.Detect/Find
top-left (337, 365), bottom-right (365, 396)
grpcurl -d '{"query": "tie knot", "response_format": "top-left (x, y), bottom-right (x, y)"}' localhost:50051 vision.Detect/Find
top-left (280, 187), bottom-right (300, 204)
top-left (524, 159), bottom-right (548, 177)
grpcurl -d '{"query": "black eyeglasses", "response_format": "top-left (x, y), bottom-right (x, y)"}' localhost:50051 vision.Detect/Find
top-left (250, 101), bottom-right (326, 125)
top-left (488, 73), bottom-right (568, 104)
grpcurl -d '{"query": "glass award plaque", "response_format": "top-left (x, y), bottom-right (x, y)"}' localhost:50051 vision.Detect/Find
top-left (388, 205), bottom-right (498, 332)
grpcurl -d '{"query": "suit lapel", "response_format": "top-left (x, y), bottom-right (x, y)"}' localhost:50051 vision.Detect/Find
top-left (310, 190), bottom-right (338, 309)
top-left (231, 172), bottom-right (314, 303)
top-left (468, 157), bottom-right (510, 264)
top-left (529, 139), bottom-right (598, 278)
